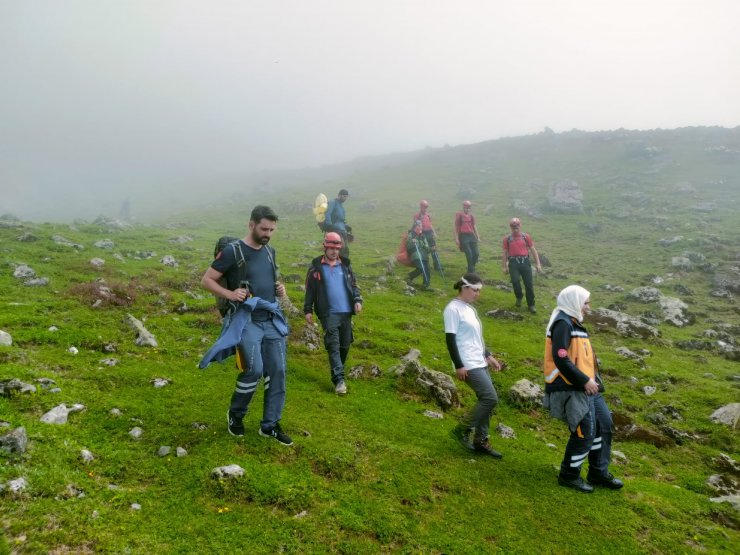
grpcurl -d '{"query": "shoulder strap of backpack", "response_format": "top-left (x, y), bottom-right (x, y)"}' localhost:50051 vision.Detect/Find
top-left (231, 242), bottom-right (248, 286)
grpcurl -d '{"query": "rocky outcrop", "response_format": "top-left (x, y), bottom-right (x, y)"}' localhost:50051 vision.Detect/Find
top-left (588, 308), bottom-right (660, 338)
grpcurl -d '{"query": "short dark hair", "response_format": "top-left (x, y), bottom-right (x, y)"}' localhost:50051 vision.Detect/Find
top-left (454, 272), bottom-right (482, 291)
top-left (250, 205), bottom-right (278, 224)
top-left (338, 189), bottom-right (349, 196)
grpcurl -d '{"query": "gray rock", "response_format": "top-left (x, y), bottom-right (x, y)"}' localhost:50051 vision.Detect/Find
top-left (0, 379), bottom-right (36, 396)
top-left (0, 427), bottom-right (28, 455)
top-left (94, 239), bottom-right (115, 249)
top-left (393, 359), bottom-right (459, 410)
top-left (52, 235), bottom-right (84, 249)
top-left (658, 236), bottom-right (683, 247)
top-left (7, 477), bottom-right (28, 493)
top-left (710, 403), bottom-right (740, 429)
top-left (628, 287), bottom-right (662, 303)
top-left (588, 308), bottom-right (660, 338)
top-left (125, 314), bottom-right (158, 348)
top-left (158, 446), bottom-right (171, 457)
top-left (160, 255), bottom-right (178, 268)
top-left (0, 330), bottom-right (11, 346)
top-left (496, 423), bottom-right (516, 439)
top-left (547, 179), bottom-right (584, 213)
top-left (709, 495), bottom-right (740, 512)
top-left (131, 503), bottom-right (142, 510)
top-left (129, 427), bottom-right (144, 439)
top-left (40, 403), bottom-right (85, 424)
top-left (176, 447), bottom-right (188, 457)
top-left (17, 232), bottom-right (38, 242)
top-left (13, 264), bottom-right (35, 279)
top-left (643, 386), bottom-right (657, 396)
top-left (508, 378), bottom-right (543, 408)
top-left (423, 410), bottom-right (444, 419)
top-left (80, 449), bottom-right (94, 463)
top-left (151, 378), bottom-right (171, 388)
top-left (671, 257), bottom-right (694, 271)
top-left (347, 364), bottom-right (382, 379)
top-left (24, 277), bottom-right (49, 287)
top-left (109, 408), bottom-right (123, 417)
top-left (90, 258), bottom-right (105, 268)
top-left (485, 309), bottom-right (525, 321)
top-left (211, 464), bottom-right (245, 479)
top-left (659, 296), bottom-right (692, 327)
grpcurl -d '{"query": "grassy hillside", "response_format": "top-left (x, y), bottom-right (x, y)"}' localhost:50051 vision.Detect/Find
top-left (1, 127), bottom-right (739, 554)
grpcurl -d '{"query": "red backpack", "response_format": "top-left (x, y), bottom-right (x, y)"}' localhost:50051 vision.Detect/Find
top-left (396, 232), bottom-right (412, 266)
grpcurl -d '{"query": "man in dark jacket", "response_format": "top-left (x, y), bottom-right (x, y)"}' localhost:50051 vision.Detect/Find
top-left (304, 232), bottom-right (363, 395)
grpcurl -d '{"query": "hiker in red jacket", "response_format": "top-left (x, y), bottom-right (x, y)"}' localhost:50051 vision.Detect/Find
top-left (414, 200), bottom-right (442, 272)
top-left (501, 217), bottom-right (542, 314)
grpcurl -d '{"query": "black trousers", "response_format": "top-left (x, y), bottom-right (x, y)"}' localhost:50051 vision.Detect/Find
top-left (509, 257), bottom-right (535, 307)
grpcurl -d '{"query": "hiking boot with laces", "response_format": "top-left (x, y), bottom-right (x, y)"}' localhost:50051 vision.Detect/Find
top-left (227, 410), bottom-right (245, 437)
top-left (259, 423), bottom-right (293, 446)
top-left (473, 438), bottom-right (503, 459)
top-left (335, 381), bottom-right (348, 395)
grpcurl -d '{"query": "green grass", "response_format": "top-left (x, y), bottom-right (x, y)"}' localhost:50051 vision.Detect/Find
top-left (1, 127), bottom-right (739, 553)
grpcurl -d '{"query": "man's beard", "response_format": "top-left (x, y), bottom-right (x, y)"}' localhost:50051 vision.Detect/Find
top-left (252, 231), bottom-right (270, 245)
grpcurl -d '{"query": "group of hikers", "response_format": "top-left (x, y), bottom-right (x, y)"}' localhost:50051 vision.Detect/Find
top-left (404, 200), bottom-right (542, 315)
top-left (199, 196), bottom-right (623, 494)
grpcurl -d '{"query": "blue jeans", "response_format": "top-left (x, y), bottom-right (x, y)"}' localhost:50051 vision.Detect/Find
top-left (462, 367), bottom-right (499, 442)
top-left (319, 313), bottom-right (353, 385)
top-left (229, 319), bottom-right (287, 431)
top-left (560, 393), bottom-right (613, 479)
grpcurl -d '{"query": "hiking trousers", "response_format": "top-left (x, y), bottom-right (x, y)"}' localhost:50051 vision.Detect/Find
top-left (463, 367), bottom-right (499, 442)
top-left (230, 319), bottom-right (287, 430)
top-left (559, 393), bottom-right (613, 479)
top-left (459, 233), bottom-right (479, 273)
top-left (319, 312), bottom-right (353, 385)
top-left (508, 257), bottom-right (535, 308)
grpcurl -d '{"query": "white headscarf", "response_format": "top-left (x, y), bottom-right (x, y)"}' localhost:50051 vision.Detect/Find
top-left (545, 285), bottom-right (591, 334)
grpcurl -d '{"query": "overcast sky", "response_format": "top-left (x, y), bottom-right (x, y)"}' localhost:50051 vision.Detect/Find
top-left (2, 1), bottom-right (739, 219)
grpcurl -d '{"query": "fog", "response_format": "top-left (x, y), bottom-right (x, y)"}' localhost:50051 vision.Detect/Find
top-left (2, 0), bottom-right (739, 221)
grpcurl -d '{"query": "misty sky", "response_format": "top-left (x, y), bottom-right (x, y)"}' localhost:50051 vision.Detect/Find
top-left (2, 1), bottom-right (739, 220)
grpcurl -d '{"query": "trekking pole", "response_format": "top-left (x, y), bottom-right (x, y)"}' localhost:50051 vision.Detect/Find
top-left (432, 250), bottom-right (445, 279)
top-left (413, 240), bottom-right (429, 284)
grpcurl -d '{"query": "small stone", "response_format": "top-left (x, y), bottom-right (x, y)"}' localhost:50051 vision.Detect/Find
top-left (131, 503), bottom-right (142, 511)
top-left (157, 446), bottom-right (171, 457)
top-left (643, 386), bottom-right (657, 396)
top-left (176, 447), bottom-right (188, 457)
top-left (129, 427), bottom-right (143, 439)
top-left (68, 346), bottom-right (79, 355)
top-left (80, 449), bottom-right (95, 463)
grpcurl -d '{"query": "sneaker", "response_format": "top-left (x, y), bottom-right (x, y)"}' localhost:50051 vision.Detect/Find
top-left (515, 298), bottom-right (522, 308)
top-left (473, 439), bottom-right (503, 459)
top-left (450, 424), bottom-right (474, 451)
top-left (227, 410), bottom-right (245, 437)
top-left (558, 475), bottom-right (594, 493)
top-left (587, 471), bottom-right (624, 490)
top-left (335, 381), bottom-right (348, 395)
top-left (259, 423), bottom-right (293, 446)
top-left (528, 306), bottom-right (537, 314)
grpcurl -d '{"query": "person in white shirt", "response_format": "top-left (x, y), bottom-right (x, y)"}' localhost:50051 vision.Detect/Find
top-left (444, 273), bottom-right (505, 458)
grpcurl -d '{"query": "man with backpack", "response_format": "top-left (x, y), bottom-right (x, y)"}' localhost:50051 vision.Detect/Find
top-left (200, 205), bottom-right (293, 445)
top-left (303, 232), bottom-right (363, 396)
top-left (501, 217), bottom-right (542, 314)
top-left (324, 189), bottom-right (351, 258)
top-left (454, 200), bottom-right (481, 274)
top-left (406, 220), bottom-right (432, 290)
top-left (414, 200), bottom-right (442, 273)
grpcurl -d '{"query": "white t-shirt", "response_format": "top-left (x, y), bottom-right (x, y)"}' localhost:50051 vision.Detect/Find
top-left (443, 298), bottom-right (487, 369)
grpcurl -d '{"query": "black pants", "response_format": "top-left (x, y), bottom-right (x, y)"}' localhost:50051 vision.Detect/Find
top-left (408, 257), bottom-right (430, 287)
top-left (509, 257), bottom-right (535, 308)
top-left (459, 233), bottom-right (479, 273)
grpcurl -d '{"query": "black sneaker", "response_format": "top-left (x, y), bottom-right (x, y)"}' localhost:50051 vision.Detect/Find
top-left (259, 423), bottom-right (293, 446)
top-left (515, 298), bottom-right (522, 308)
top-left (473, 439), bottom-right (503, 459)
top-left (587, 471), bottom-right (624, 490)
top-left (528, 306), bottom-right (537, 314)
top-left (450, 424), bottom-right (474, 451)
top-left (227, 410), bottom-right (244, 437)
top-left (558, 475), bottom-right (594, 493)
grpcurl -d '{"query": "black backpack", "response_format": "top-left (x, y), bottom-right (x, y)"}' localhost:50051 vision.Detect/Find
top-left (213, 236), bottom-right (246, 316)
top-left (211, 236), bottom-right (278, 316)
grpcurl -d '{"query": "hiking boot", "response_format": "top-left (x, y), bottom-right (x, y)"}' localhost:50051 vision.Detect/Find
top-left (587, 471), bottom-right (624, 490)
top-left (473, 439), bottom-right (503, 459)
top-left (558, 475), bottom-right (594, 493)
top-left (450, 424), bottom-right (474, 451)
top-left (335, 381), bottom-right (348, 395)
top-left (227, 410), bottom-right (245, 437)
top-left (528, 306), bottom-right (537, 314)
top-left (259, 423), bottom-right (293, 446)
top-left (515, 298), bottom-right (522, 308)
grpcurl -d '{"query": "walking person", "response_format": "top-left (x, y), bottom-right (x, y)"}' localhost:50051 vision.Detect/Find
top-left (414, 200), bottom-right (442, 272)
top-left (304, 232), bottom-right (363, 395)
top-left (544, 285), bottom-right (623, 492)
top-left (324, 188), bottom-right (352, 258)
top-left (445, 273), bottom-right (504, 458)
top-left (406, 220), bottom-right (431, 289)
top-left (453, 200), bottom-right (480, 273)
top-left (200, 205), bottom-right (293, 446)
top-left (502, 217), bottom-right (542, 313)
